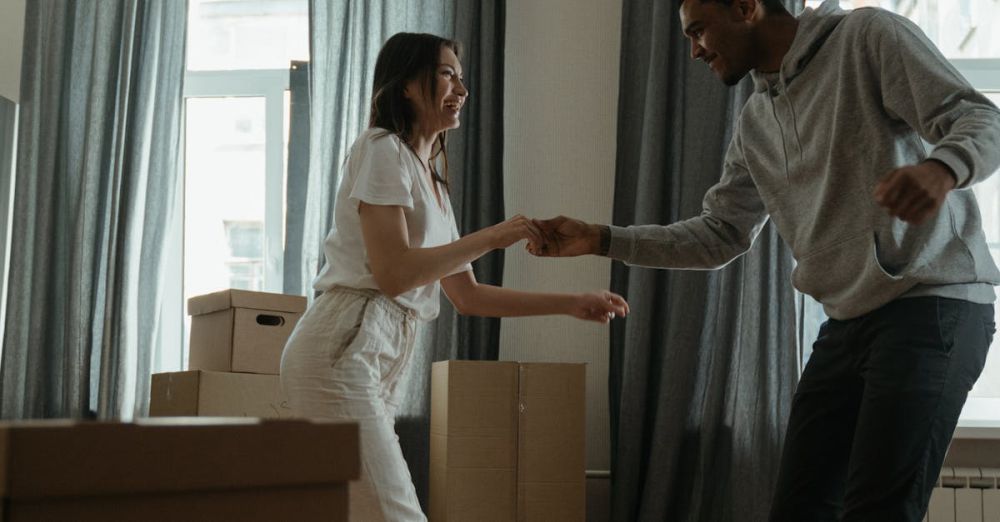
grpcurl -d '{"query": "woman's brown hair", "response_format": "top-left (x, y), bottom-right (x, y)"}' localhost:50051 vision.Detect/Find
top-left (369, 32), bottom-right (462, 190)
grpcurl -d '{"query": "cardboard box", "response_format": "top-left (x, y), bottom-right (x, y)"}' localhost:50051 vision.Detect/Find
top-left (149, 370), bottom-right (293, 418)
top-left (430, 361), bottom-right (586, 522)
top-left (0, 418), bottom-right (359, 521)
top-left (188, 289), bottom-right (306, 374)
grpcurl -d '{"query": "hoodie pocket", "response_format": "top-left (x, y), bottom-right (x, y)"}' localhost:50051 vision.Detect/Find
top-left (872, 231), bottom-right (909, 280)
top-left (792, 230), bottom-right (913, 318)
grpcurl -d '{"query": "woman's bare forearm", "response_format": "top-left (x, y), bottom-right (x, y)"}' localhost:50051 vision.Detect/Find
top-left (383, 231), bottom-right (495, 296)
top-left (452, 282), bottom-right (575, 317)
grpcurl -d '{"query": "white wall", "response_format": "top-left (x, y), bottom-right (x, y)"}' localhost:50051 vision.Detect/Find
top-left (502, 0), bottom-right (622, 472)
top-left (0, 0), bottom-right (26, 102)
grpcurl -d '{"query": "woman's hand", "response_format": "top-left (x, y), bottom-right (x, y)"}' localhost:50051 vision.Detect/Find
top-left (569, 291), bottom-right (630, 323)
top-left (485, 214), bottom-right (546, 250)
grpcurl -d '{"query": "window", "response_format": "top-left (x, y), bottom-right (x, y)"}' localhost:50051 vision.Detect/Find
top-left (803, 0), bottom-right (999, 59)
top-left (223, 220), bottom-right (266, 290)
top-left (966, 87), bottom-right (1000, 424)
top-left (178, 0), bottom-right (308, 369)
top-left (801, 1), bottom-right (1000, 426)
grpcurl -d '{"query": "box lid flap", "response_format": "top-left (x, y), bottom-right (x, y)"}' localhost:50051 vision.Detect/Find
top-left (187, 289), bottom-right (307, 316)
top-left (0, 418), bottom-right (358, 499)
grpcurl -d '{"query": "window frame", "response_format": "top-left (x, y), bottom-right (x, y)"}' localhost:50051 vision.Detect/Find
top-left (952, 58), bottom-right (1000, 435)
top-left (952, 59), bottom-right (1000, 90)
top-left (182, 69), bottom-right (289, 294)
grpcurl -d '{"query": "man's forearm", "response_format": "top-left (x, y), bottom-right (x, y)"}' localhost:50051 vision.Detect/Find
top-left (604, 215), bottom-right (765, 270)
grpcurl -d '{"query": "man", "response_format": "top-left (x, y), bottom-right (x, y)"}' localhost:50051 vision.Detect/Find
top-left (529, 0), bottom-right (1000, 520)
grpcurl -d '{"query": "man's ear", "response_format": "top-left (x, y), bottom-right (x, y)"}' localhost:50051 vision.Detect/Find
top-left (735, 0), bottom-right (757, 20)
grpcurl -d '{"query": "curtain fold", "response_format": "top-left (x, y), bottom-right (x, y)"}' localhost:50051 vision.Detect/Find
top-left (608, 1), bottom-right (802, 520)
top-left (284, 60), bottom-right (311, 298)
top-left (293, 0), bottom-right (505, 511)
top-left (432, 0), bottom-right (507, 364)
top-left (0, 0), bottom-right (187, 420)
top-left (0, 97), bottom-right (15, 333)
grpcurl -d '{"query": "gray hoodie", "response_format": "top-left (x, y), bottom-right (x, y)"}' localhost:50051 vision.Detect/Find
top-left (608, 0), bottom-right (1000, 320)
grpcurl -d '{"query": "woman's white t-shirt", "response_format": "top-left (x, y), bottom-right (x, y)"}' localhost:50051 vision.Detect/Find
top-left (312, 127), bottom-right (472, 320)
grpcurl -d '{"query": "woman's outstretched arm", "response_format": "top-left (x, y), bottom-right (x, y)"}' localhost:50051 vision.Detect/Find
top-left (359, 202), bottom-right (544, 298)
top-left (440, 270), bottom-right (629, 323)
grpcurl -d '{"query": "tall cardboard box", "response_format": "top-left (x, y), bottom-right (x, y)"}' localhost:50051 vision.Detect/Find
top-left (0, 418), bottom-right (359, 521)
top-left (516, 363), bottom-right (588, 521)
top-left (431, 362), bottom-right (518, 522)
top-left (149, 370), bottom-right (293, 418)
top-left (430, 361), bottom-right (586, 522)
top-left (188, 289), bottom-right (306, 374)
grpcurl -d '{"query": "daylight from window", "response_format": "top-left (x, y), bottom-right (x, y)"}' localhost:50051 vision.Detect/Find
top-left (804, 0), bottom-right (1000, 421)
top-left (182, 0), bottom-right (308, 365)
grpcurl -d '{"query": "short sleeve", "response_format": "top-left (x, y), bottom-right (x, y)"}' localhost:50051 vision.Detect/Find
top-left (447, 209), bottom-right (473, 276)
top-left (348, 132), bottom-right (415, 209)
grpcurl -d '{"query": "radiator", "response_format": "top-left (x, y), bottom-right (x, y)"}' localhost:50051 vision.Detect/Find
top-left (925, 467), bottom-right (1000, 522)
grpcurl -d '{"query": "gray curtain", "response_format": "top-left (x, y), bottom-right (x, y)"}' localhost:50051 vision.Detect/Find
top-left (609, 1), bottom-right (802, 521)
top-left (0, 97), bottom-right (15, 324)
top-left (0, 0), bottom-right (187, 420)
top-left (287, 0), bottom-right (505, 511)
top-left (403, 1), bottom-right (507, 510)
top-left (284, 59), bottom-right (310, 296)
top-left (430, 0), bottom-right (506, 364)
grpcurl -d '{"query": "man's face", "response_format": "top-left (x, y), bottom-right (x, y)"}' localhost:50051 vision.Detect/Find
top-left (680, 0), bottom-right (757, 86)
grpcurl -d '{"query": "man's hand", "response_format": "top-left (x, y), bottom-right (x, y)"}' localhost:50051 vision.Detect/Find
top-left (527, 216), bottom-right (603, 257)
top-left (874, 160), bottom-right (957, 225)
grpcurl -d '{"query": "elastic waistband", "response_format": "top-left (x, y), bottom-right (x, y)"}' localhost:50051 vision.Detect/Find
top-left (326, 285), bottom-right (417, 321)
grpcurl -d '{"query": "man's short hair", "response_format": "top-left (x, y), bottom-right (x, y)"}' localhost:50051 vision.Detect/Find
top-left (678, 0), bottom-right (789, 15)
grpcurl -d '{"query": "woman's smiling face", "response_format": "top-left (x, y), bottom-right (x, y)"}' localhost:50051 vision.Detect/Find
top-left (406, 45), bottom-right (468, 133)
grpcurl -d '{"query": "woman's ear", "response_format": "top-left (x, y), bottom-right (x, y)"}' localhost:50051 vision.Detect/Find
top-left (402, 79), bottom-right (418, 101)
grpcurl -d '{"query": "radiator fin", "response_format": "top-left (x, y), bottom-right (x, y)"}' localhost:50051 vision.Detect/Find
top-left (925, 467), bottom-right (1000, 522)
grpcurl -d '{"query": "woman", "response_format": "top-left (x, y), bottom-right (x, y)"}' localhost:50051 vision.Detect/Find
top-left (280, 32), bottom-right (629, 522)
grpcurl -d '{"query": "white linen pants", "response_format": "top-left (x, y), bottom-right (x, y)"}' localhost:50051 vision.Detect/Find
top-left (280, 286), bottom-right (426, 522)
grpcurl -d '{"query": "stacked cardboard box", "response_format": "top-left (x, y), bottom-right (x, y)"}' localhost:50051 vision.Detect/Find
top-left (0, 418), bottom-right (358, 521)
top-left (149, 289), bottom-right (306, 418)
top-left (430, 361), bottom-right (586, 522)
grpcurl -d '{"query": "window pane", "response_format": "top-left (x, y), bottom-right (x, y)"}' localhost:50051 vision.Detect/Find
top-left (187, 0), bottom-right (309, 71)
top-left (803, 0), bottom-right (1000, 58)
top-left (796, 4), bottom-right (1000, 416)
top-left (184, 96), bottom-right (267, 302)
top-left (970, 91), bottom-right (1000, 401)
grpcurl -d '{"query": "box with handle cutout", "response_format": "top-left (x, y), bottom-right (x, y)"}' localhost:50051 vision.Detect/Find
top-left (187, 289), bottom-right (306, 375)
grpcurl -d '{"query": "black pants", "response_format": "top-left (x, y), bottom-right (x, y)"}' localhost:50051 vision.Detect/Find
top-left (769, 297), bottom-right (995, 522)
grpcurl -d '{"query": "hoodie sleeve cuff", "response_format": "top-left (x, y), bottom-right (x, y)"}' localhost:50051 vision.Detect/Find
top-left (607, 225), bottom-right (633, 261)
top-left (929, 147), bottom-right (972, 188)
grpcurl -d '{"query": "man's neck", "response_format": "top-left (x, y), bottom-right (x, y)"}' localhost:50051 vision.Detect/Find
top-left (754, 14), bottom-right (799, 74)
